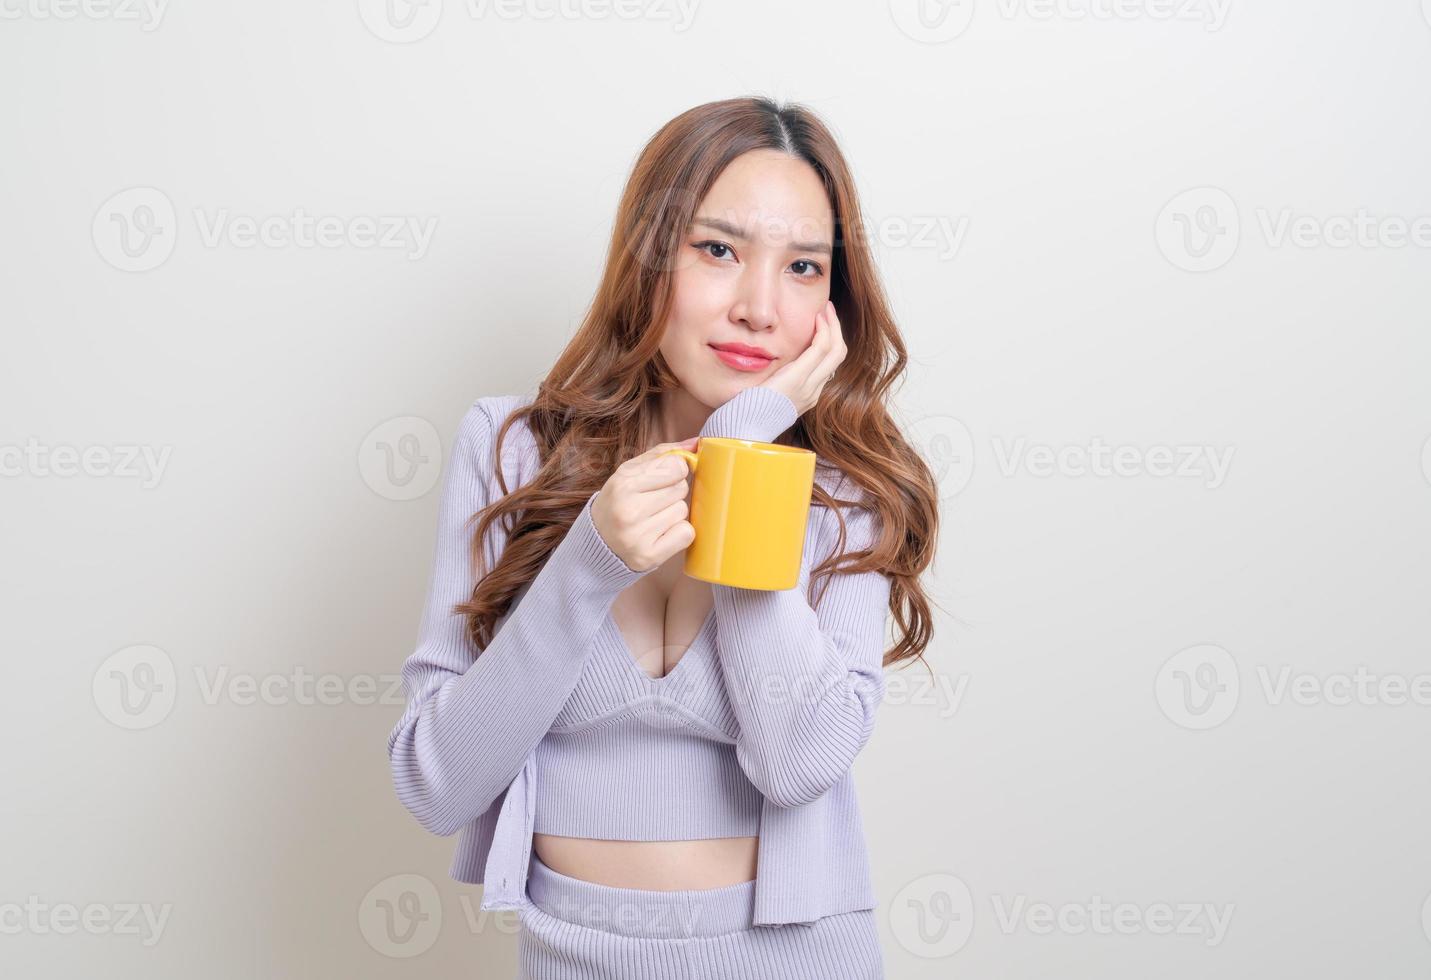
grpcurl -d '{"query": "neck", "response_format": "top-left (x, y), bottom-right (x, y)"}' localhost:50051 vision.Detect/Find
top-left (654, 387), bottom-right (714, 444)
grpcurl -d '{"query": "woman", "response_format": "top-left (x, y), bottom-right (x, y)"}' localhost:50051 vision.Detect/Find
top-left (387, 96), bottom-right (939, 979)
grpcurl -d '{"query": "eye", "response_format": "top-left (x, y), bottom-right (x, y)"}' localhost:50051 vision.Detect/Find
top-left (692, 240), bottom-right (735, 261)
top-left (692, 241), bottom-right (825, 279)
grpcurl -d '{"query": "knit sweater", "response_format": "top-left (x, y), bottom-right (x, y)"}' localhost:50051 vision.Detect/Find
top-left (386, 384), bottom-right (892, 927)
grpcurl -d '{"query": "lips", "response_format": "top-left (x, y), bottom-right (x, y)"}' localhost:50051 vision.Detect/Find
top-left (709, 342), bottom-right (775, 372)
top-left (710, 342), bottom-right (774, 359)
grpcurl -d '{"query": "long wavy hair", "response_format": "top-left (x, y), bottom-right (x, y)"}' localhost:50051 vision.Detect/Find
top-left (455, 96), bottom-right (940, 672)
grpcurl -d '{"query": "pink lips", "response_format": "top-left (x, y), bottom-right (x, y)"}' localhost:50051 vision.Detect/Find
top-left (709, 342), bottom-right (774, 372)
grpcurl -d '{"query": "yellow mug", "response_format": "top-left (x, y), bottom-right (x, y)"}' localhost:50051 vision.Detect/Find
top-left (661, 437), bottom-right (817, 590)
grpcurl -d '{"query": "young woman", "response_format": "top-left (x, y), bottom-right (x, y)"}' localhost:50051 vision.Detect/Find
top-left (388, 96), bottom-right (939, 979)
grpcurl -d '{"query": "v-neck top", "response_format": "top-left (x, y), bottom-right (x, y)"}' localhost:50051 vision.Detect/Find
top-left (386, 384), bottom-right (894, 926)
top-left (531, 607), bottom-right (764, 839)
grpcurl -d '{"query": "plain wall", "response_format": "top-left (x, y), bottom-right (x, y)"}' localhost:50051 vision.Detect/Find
top-left (3, 1), bottom-right (1429, 976)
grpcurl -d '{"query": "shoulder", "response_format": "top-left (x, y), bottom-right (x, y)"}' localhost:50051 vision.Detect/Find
top-left (462, 392), bottom-right (537, 437)
top-left (453, 392), bottom-right (540, 487)
top-left (811, 461), bottom-right (882, 558)
top-left (455, 392), bottom-right (538, 450)
top-left (813, 461), bottom-right (877, 511)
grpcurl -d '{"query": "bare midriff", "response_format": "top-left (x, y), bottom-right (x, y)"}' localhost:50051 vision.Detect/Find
top-left (532, 550), bottom-right (759, 891)
top-left (531, 834), bottom-right (759, 889)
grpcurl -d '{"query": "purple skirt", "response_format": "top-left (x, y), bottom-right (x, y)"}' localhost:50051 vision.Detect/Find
top-left (516, 852), bottom-right (885, 979)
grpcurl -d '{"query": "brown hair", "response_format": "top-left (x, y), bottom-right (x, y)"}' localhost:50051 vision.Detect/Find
top-left (455, 96), bottom-right (941, 672)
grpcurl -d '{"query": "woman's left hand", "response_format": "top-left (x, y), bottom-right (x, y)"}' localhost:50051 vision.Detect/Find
top-left (759, 300), bottom-right (847, 417)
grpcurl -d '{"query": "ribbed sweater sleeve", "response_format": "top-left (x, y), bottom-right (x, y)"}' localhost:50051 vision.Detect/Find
top-left (386, 399), bottom-right (649, 837)
top-left (698, 385), bottom-right (892, 808)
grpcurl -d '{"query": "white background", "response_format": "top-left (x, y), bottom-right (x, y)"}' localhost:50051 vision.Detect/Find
top-left (2, 0), bottom-right (1430, 976)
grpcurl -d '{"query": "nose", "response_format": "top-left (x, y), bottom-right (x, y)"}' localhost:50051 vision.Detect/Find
top-left (730, 266), bottom-right (779, 333)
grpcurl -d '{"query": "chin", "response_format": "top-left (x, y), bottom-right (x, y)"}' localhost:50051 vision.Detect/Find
top-left (713, 378), bottom-right (761, 402)
top-left (675, 377), bottom-right (743, 412)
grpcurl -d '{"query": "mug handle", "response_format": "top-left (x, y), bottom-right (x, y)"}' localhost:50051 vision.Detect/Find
top-left (661, 448), bottom-right (699, 473)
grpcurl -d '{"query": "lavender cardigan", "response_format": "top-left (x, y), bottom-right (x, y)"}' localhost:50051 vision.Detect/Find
top-left (386, 385), bottom-right (892, 927)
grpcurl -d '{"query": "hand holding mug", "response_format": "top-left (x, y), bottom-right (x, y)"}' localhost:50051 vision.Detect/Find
top-left (591, 437), bottom-right (698, 573)
top-left (759, 299), bottom-right (847, 416)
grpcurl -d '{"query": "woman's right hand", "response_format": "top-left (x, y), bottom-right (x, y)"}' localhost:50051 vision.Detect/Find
top-left (590, 437), bottom-right (698, 573)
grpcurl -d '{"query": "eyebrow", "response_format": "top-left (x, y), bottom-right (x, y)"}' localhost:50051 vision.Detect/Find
top-left (691, 215), bottom-right (833, 256)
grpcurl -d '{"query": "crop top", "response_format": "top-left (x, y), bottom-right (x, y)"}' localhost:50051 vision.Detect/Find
top-left (386, 384), bottom-right (893, 927)
top-left (531, 603), bottom-right (765, 839)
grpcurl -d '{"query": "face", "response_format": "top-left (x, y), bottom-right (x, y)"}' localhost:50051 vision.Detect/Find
top-left (657, 149), bottom-right (835, 410)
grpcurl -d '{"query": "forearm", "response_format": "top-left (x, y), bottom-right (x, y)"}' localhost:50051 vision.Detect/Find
top-left (698, 384), bottom-right (890, 806)
top-left (711, 556), bottom-right (891, 808)
top-left (698, 384), bottom-right (798, 443)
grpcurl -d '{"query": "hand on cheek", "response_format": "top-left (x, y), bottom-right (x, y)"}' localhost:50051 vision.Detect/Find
top-left (760, 300), bottom-right (847, 417)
